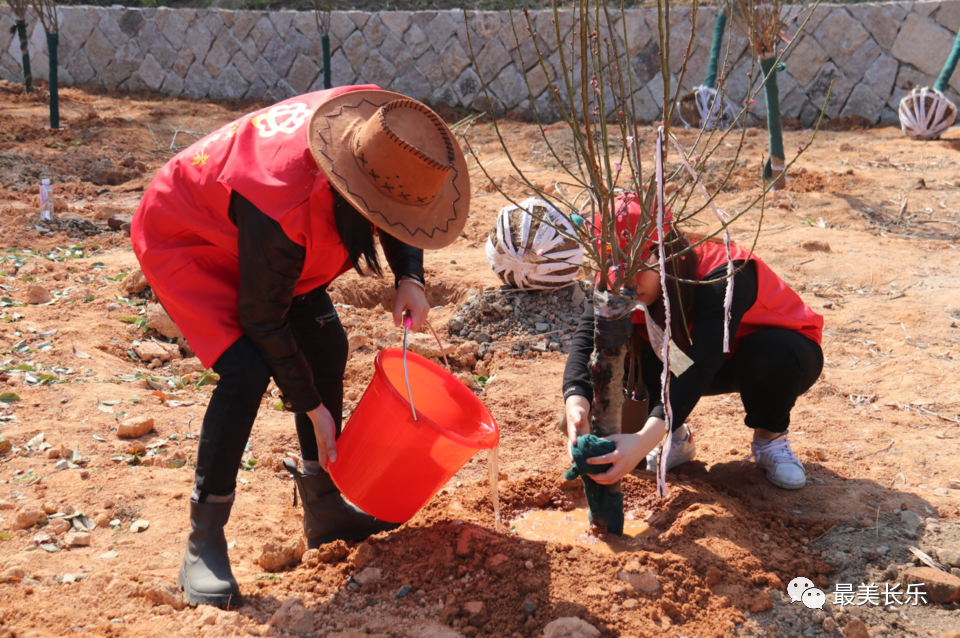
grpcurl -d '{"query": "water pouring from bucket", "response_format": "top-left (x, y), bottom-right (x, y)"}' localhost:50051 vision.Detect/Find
top-left (328, 316), bottom-right (500, 524)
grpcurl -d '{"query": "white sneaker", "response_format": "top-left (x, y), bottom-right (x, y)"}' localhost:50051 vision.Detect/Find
top-left (646, 424), bottom-right (696, 472)
top-left (745, 435), bottom-right (806, 490)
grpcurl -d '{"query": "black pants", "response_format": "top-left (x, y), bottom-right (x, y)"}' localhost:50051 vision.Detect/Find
top-left (640, 327), bottom-right (823, 433)
top-left (194, 288), bottom-right (348, 497)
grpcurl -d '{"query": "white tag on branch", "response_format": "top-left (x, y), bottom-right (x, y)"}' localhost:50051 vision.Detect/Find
top-left (634, 302), bottom-right (694, 376)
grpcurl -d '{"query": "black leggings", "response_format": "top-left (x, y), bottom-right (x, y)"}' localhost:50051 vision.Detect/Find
top-left (193, 288), bottom-right (348, 497)
top-left (641, 327), bottom-right (823, 433)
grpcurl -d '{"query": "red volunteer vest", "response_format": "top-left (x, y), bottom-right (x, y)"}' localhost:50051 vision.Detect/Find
top-left (132, 85), bottom-right (380, 367)
top-left (633, 241), bottom-right (823, 354)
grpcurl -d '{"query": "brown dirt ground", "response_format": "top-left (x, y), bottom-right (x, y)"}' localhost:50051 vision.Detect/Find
top-left (1, 81), bottom-right (960, 638)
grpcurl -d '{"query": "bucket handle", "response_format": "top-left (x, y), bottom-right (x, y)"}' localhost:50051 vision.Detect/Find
top-left (402, 314), bottom-right (450, 422)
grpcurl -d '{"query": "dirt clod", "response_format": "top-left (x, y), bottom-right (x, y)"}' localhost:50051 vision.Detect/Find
top-left (463, 601), bottom-right (488, 627)
top-left (842, 619), bottom-right (871, 638)
top-left (140, 579), bottom-right (186, 610)
top-left (257, 537), bottom-right (306, 572)
top-left (484, 553), bottom-right (511, 576)
top-left (316, 540), bottom-right (350, 564)
top-left (801, 240), bottom-right (832, 252)
top-left (749, 590), bottom-right (773, 613)
top-left (349, 540), bottom-right (378, 568)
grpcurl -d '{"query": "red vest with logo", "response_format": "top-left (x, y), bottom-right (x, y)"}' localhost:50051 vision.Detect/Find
top-left (633, 240), bottom-right (823, 353)
top-left (132, 85), bottom-right (380, 367)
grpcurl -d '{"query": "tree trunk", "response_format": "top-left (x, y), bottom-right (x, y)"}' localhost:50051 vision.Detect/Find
top-left (587, 288), bottom-right (635, 510)
top-left (321, 33), bottom-right (332, 89)
top-left (761, 56), bottom-right (785, 190)
top-left (47, 33), bottom-right (59, 129)
top-left (15, 20), bottom-right (32, 93)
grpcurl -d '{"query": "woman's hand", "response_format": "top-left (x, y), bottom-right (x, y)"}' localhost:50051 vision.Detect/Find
top-left (587, 417), bottom-right (668, 484)
top-left (565, 395), bottom-right (591, 451)
top-left (307, 403), bottom-right (338, 470)
top-left (393, 280), bottom-right (430, 331)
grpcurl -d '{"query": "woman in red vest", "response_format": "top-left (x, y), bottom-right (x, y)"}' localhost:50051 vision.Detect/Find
top-left (562, 195), bottom-right (823, 490)
top-left (132, 87), bottom-right (469, 607)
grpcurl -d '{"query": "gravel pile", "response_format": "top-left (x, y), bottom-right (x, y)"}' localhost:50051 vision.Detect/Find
top-left (447, 282), bottom-right (590, 356)
top-left (36, 216), bottom-right (106, 237)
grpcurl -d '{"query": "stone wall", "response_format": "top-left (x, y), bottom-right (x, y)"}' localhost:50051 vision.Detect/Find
top-left (1, 2), bottom-right (959, 126)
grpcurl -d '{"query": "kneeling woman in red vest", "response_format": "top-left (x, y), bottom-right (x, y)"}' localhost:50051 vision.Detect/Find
top-left (132, 87), bottom-right (469, 606)
top-left (562, 195), bottom-right (823, 490)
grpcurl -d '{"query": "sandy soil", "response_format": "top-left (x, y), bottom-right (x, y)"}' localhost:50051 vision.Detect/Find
top-left (1, 80), bottom-right (959, 638)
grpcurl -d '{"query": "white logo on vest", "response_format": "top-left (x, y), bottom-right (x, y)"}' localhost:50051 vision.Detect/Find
top-left (252, 103), bottom-right (312, 138)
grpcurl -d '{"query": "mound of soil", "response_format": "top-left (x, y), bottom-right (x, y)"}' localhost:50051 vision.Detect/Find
top-left (447, 282), bottom-right (589, 356)
top-left (251, 470), bottom-right (832, 638)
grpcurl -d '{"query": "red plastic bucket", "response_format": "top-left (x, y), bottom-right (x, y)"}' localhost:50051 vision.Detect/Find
top-left (329, 348), bottom-right (499, 523)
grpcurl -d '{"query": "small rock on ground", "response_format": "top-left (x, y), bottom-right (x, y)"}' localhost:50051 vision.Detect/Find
top-left (901, 567), bottom-right (960, 603)
top-left (13, 507), bottom-right (46, 530)
top-left (64, 531), bottom-right (91, 547)
top-left (617, 567), bottom-right (660, 593)
top-left (455, 372), bottom-right (479, 390)
top-left (543, 617), bottom-right (601, 638)
top-left (270, 598), bottom-right (313, 635)
top-left (935, 547), bottom-right (960, 568)
top-left (122, 269), bottom-right (149, 296)
top-left (353, 567), bottom-right (381, 586)
top-left (27, 284), bottom-right (52, 304)
top-left (133, 341), bottom-right (181, 363)
top-left (146, 303), bottom-right (183, 339)
top-left (117, 416), bottom-right (154, 438)
top-left (129, 518), bottom-right (150, 533)
top-left (899, 509), bottom-right (923, 536)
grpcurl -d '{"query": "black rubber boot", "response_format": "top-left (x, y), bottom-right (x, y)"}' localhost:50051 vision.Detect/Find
top-left (177, 500), bottom-right (241, 607)
top-left (285, 460), bottom-right (398, 548)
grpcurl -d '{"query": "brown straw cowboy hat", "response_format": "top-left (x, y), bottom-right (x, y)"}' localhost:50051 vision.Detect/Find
top-left (308, 90), bottom-right (470, 250)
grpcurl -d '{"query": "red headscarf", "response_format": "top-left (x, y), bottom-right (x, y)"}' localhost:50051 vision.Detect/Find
top-left (591, 192), bottom-right (674, 283)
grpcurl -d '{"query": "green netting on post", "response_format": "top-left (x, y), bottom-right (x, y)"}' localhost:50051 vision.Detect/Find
top-left (321, 33), bottom-right (332, 89)
top-left (31, 0), bottom-right (59, 128)
top-left (47, 32), bottom-right (58, 129)
top-left (934, 29), bottom-right (960, 94)
top-left (704, 12), bottom-right (726, 90)
top-left (761, 56), bottom-right (784, 183)
top-left (15, 20), bottom-right (33, 93)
